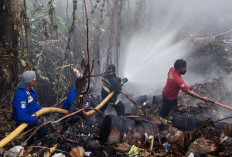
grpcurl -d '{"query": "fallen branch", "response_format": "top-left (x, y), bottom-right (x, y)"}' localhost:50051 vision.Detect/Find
top-left (22, 107), bottom-right (87, 145)
top-left (122, 115), bottom-right (139, 119)
top-left (17, 127), bottom-right (36, 140)
top-left (121, 91), bottom-right (141, 110)
top-left (52, 107), bottom-right (86, 124)
top-left (213, 116), bottom-right (232, 123)
top-left (89, 71), bottom-right (107, 77)
top-left (149, 136), bottom-right (154, 151)
top-left (59, 134), bottom-right (79, 143)
top-left (146, 99), bottom-right (163, 115)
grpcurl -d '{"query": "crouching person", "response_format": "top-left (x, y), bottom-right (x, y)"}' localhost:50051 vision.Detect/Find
top-left (12, 71), bottom-right (47, 145)
top-left (61, 77), bottom-right (87, 111)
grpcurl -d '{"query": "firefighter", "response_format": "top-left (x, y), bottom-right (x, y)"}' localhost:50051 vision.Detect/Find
top-left (12, 71), bottom-right (47, 144)
top-left (61, 77), bottom-right (87, 111)
top-left (101, 64), bottom-right (125, 116)
top-left (160, 59), bottom-right (209, 118)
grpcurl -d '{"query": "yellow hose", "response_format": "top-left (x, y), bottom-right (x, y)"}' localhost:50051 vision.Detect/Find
top-left (0, 91), bottom-right (115, 148)
top-left (84, 91), bottom-right (115, 116)
top-left (0, 107), bottom-right (68, 148)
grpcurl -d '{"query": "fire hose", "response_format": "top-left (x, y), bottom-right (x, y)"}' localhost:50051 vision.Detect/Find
top-left (209, 100), bottom-right (232, 111)
top-left (0, 91), bottom-right (116, 148)
top-left (0, 78), bottom-right (128, 148)
top-left (0, 107), bottom-right (68, 148)
top-left (84, 91), bottom-right (115, 116)
top-left (84, 77), bottom-right (128, 116)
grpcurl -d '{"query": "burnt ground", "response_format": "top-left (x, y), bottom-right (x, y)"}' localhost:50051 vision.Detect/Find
top-left (1, 75), bottom-right (232, 157)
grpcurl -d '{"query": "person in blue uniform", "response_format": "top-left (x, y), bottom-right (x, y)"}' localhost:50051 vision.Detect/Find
top-left (61, 77), bottom-right (87, 111)
top-left (12, 71), bottom-right (47, 145)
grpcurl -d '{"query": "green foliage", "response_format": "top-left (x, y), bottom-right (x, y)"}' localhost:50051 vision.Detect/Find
top-left (10, 51), bottom-right (14, 57)
top-left (18, 30), bottom-right (22, 36)
top-left (45, 1), bottom-right (68, 34)
top-left (54, 15), bottom-right (68, 34)
top-left (14, 24), bottom-right (17, 30)
top-left (18, 50), bottom-right (22, 57)
top-left (26, 1), bottom-right (68, 34)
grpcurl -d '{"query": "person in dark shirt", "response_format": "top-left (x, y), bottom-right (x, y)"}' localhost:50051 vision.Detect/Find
top-left (12, 71), bottom-right (47, 145)
top-left (160, 59), bottom-right (208, 118)
top-left (61, 77), bottom-right (87, 111)
top-left (101, 64), bottom-right (125, 116)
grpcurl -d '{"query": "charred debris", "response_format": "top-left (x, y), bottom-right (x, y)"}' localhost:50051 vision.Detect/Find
top-left (1, 75), bottom-right (232, 157)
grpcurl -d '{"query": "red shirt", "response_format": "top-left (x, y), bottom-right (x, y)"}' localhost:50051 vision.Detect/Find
top-left (162, 67), bottom-right (189, 101)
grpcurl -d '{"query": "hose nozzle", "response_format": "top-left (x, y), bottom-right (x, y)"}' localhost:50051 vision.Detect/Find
top-left (122, 78), bottom-right (128, 84)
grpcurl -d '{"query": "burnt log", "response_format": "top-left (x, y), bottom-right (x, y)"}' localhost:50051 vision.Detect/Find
top-left (215, 122), bottom-right (232, 137)
top-left (216, 122), bottom-right (227, 131)
top-left (99, 115), bottom-right (160, 145)
top-left (222, 123), bottom-right (232, 137)
top-left (172, 115), bottom-right (204, 131)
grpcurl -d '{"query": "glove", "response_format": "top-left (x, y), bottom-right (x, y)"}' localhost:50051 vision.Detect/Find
top-left (122, 78), bottom-right (128, 85)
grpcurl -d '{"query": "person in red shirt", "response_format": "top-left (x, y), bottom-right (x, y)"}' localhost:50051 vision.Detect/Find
top-left (160, 59), bottom-right (209, 118)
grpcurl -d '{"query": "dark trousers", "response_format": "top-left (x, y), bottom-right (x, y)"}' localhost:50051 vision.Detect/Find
top-left (159, 96), bottom-right (177, 118)
top-left (100, 101), bottom-right (125, 116)
top-left (25, 122), bottom-right (48, 145)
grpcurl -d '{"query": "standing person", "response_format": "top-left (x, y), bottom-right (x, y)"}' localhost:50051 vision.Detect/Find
top-left (61, 77), bottom-right (87, 111)
top-left (101, 64), bottom-right (126, 116)
top-left (12, 71), bottom-right (47, 144)
top-left (160, 59), bottom-right (208, 118)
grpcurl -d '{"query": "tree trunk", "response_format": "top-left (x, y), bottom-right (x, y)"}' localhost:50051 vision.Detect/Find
top-left (115, 0), bottom-right (124, 72)
top-left (0, 0), bottom-right (21, 102)
top-left (106, 0), bottom-right (118, 68)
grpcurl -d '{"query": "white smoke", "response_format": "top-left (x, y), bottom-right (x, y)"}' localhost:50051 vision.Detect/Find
top-left (119, 0), bottom-right (232, 96)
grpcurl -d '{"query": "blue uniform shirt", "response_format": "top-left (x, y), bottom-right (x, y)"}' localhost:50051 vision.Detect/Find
top-left (12, 88), bottom-right (42, 126)
top-left (61, 87), bottom-right (77, 111)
